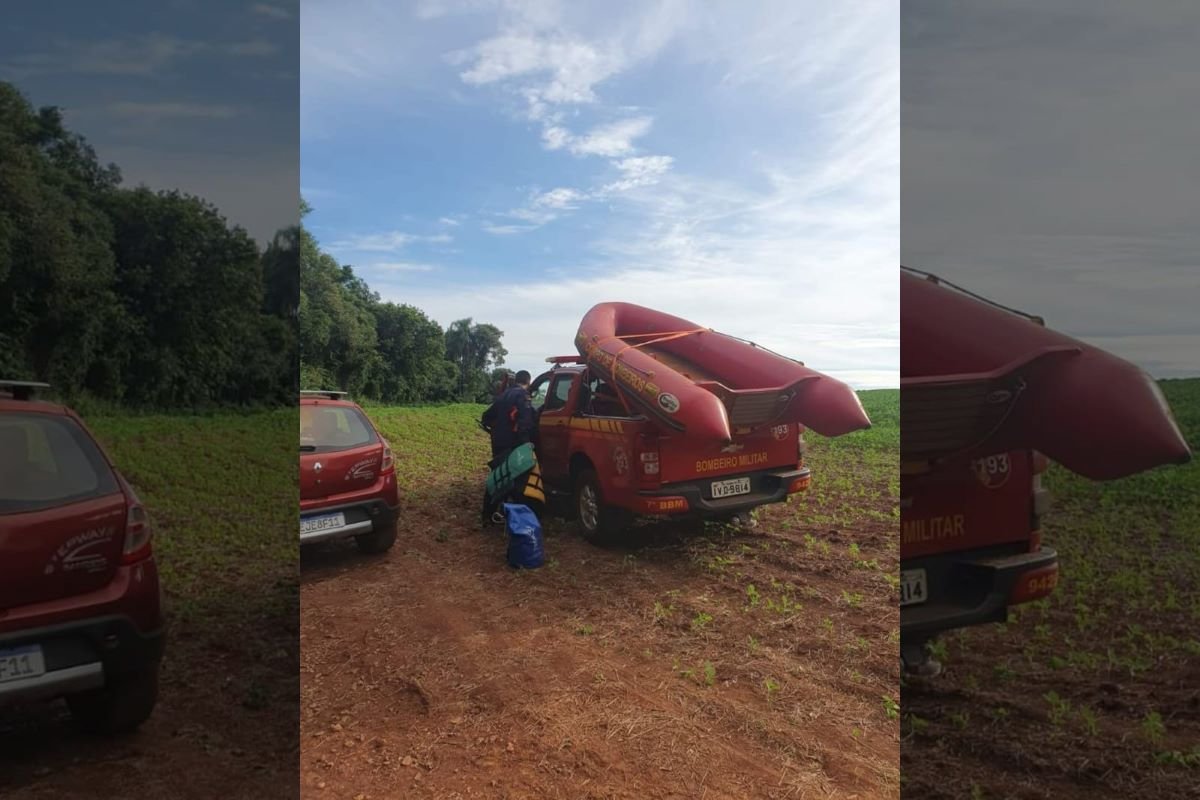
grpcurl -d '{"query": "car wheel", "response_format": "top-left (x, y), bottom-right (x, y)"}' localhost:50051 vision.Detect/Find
top-left (67, 663), bottom-right (159, 735)
top-left (355, 520), bottom-right (397, 554)
top-left (574, 468), bottom-right (630, 545)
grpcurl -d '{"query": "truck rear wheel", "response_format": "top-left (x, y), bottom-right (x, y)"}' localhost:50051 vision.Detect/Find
top-left (574, 468), bottom-right (630, 545)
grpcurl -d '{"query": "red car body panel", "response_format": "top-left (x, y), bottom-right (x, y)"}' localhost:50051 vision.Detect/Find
top-left (299, 395), bottom-right (399, 548)
top-left (0, 392), bottom-right (163, 710)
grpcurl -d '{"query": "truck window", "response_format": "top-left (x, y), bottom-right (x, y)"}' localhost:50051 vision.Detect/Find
top-left (544, 374), bottom-right (575, 412)
top-left (585, 378), bottom-right (630, 418)
top-left (529, 373), bottom-right (551, 410)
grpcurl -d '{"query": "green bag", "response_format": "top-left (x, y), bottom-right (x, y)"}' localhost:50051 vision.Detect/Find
top-left (486, 443), bottom-right (537, 498)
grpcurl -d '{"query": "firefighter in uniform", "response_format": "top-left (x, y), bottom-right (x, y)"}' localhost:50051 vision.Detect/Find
top-left (479, 370), bottom-right (544, 524)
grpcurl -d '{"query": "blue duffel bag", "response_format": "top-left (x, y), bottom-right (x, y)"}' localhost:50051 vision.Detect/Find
top-left (503, 503), bottom-right (544, 569)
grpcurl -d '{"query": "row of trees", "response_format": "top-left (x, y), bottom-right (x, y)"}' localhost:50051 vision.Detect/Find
top-left (299, 202), bottom-right (508, 404)
top-left (0, 82), bottom-right (296, 409)
top-left (0, 80), bottom-right (507, 408)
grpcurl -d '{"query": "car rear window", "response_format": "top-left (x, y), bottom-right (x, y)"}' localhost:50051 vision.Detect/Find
top-left (300, 404), bottom-right (379, 452)
top-left (0, 413), bottom-right (119, 514)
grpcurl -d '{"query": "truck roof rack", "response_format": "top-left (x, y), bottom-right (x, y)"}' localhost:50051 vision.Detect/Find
top-left (300, 389), bottom-right (348, 400)
top-left (0, 380), bottom-right (52, 401)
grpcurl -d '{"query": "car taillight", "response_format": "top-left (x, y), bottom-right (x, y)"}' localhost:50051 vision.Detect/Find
top-left (122, 503), bottom-right (153, 565)
top-left (382, 442), bottom-right (394, 471)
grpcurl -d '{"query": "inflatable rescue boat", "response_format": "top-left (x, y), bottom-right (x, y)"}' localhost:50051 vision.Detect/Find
top-left (573, 302), bottom-right (872, 442)
top-left (901, 266), bottom-right (1191, 479)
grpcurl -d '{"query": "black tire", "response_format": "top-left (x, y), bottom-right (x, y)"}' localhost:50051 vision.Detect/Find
top-left (574, 468), bottom-right (631, 545)
top-left (355, 520), bottom-right (397, 554)
top-left (67, 664), bottom-right (159, 735)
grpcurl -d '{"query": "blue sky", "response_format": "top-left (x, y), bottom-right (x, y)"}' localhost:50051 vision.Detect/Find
top-left (302, 0), bottom-right (898, 388)
top-left (0, 0), bottom-right (298, 246)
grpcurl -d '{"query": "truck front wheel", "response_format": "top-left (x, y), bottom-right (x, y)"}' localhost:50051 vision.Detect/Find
top-left (575, 468), bottom-right (631, 544)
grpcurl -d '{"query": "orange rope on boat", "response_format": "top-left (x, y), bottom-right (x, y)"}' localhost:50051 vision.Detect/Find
top-left (591, 328), bottom-right (710, 415)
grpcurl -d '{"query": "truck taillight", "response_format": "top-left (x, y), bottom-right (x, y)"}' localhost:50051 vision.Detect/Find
top-left (382, 442), bottom-right (394, 471)
top-left (1031, 450), bottom-right (1050, 475)
top-left (636, 434), bottom-right (660, 482)
top-left (122, 503), bottom-right (153, 565)
top-left (797, 431), bottom-right (807, 466)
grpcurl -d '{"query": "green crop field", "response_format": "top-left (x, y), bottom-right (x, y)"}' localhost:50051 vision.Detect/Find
top-left (902, 378), bottom-right (1200, 799)
top-left (89, 410), bottom-right (299, 631)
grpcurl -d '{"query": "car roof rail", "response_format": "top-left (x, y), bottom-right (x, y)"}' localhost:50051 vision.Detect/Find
top-left (300, 389), bottom-right (348, 400)
top-left (0, 380), bottom-right (51, 401)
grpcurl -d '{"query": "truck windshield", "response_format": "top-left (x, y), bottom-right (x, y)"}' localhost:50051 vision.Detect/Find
top-left (0, 413), bottom-right (118, 513)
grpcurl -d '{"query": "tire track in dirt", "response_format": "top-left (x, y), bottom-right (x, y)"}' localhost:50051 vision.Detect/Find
top-left (301, 476), bottom-right (899, 799)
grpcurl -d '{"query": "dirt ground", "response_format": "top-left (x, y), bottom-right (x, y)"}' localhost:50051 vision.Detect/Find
top-left (300, 407), bottom-right (900, 799)
top-left (0, 596), bottom-right (299, 799)
top-left (900, 616), bottom-right (1200, 800)
top-left (0, 412), bottom-right (300, 800)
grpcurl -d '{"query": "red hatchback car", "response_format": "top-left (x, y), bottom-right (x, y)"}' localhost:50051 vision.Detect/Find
top-left (299, 390), bottom-right (398, 554)
top-left (0, 381), bottom-right (162, 733)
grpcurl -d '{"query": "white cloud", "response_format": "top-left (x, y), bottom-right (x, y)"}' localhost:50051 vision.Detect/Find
top-left (251, 3), bottom-right (293, 20)
top-left (108, 102), bottom-right (241, 120)
top-left (557, 116), bottom-right (653, 156)
top-left (331, 231), bottom-right (452, 253)
top-left (370, 261), bottom-right (438, 272)
top-left (603, 155), bottom-right (674, 192)
top-left (533, 187), bottom-right (584, 209)
top-left (482, 222), bottom-right (535, 235)
top-left (438, 216), bottom-right (462, 226)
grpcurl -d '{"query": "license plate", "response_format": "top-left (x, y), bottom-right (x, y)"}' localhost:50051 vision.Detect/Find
top-left (900, 569), bottom-right (928, 607)
top-left (0, 645), bottom-right (46, 684)
top-left (300, 513), bottom-right (346, 535)
top-left (711, 477), bottom-right (752, 499)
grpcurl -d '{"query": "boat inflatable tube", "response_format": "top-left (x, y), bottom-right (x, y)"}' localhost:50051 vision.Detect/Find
top-left (901, 268), bottom-right (1191, 480)
top-left (574, 302), bottom-right (871, 442)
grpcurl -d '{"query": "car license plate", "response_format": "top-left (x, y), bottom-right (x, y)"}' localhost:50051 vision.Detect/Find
top-left (711, 477), bottom-right (752, 499)
top-left (300, 512), bottom-right (346, 535)
top-left (0, 645), bottom-right (46, 684)
top-left (900, 569), bottom-right (928, 607)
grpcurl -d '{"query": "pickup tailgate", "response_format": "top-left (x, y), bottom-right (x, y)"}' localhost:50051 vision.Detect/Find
top-left (659, 422), bottom-right (799, 484)
top-left (902, 452), bottom-right (1032, 559)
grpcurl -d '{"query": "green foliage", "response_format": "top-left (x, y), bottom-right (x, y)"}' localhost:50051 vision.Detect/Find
top-left (297, 213), bottom-right (506, 404)
top-left (0, 81), bottom-right (296, 409)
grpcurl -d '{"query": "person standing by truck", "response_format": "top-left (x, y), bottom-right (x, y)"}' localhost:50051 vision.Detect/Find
top-left (479, 370), bottom-right (544, 524)
top-left (481, 370), bottom-right (535, 459)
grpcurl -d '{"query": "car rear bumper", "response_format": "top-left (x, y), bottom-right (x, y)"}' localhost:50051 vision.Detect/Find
top-left (0, 615), bottom-right (164, 706)
top-left (299, 498), bottom-right (399, 544)
top-left (636, 467), bottom-right (810, 515)
top-left (900, 546), bottom-right (1059, 640)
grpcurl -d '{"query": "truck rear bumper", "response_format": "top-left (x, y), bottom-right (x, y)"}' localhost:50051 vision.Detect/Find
top-left (900, 546), bottom-right (1059, 640)
top-left (637, 467), bottom-right (810, 515)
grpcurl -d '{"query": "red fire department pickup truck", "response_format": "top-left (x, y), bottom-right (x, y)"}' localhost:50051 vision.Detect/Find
top-left (528, 358), bottom-right (812, 542)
